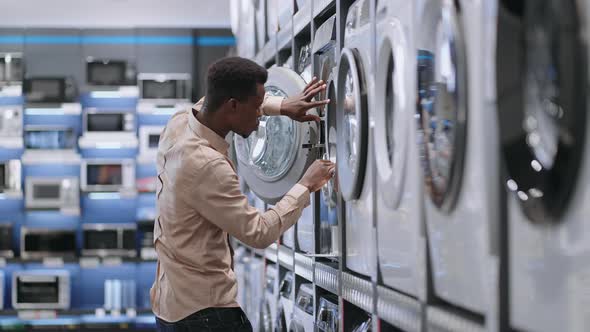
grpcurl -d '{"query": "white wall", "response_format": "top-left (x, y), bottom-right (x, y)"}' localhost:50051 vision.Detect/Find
top-left (0, 0), bottom-right (230, 28)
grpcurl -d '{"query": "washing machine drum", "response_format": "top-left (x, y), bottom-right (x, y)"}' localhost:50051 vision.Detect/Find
top-left (496, 0), bottom-right (587, 223)
top-left (336, 48), bottom-right (369, 201)
top-left (234, 66), bottom-right (320, 204)
top-left (415, 0), bottom-right (468, 212)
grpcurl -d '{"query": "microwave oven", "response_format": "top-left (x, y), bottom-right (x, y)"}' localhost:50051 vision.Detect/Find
top-left (24, 125), bottom-right (77, 151)
top-left (0, 223), bottom-right (14, 258)
top-left (82, 223), bottom-right (136, 257)
top-left (138, 125), bottom-right (163, 159)
top-left (86, 59), bottom-right (135, 86)
top-left (25, 176), bottom-right (79, 210)
top-left (0, 106), bottom-right (22, 138)
top-left (0, 160), bottom-right (21, 193)
top-left (20, 228), bottom-right (77, 259)
top-left (81, 159), bottom-right (135, 192)
top-left (24, 77), bottom-right (77, 104)
top-left (83, 109), bottom-right (135, 135)
top-left (12, 270), bottom-right (70, 310)
top-left (0, 53), bottom-right (23, 85)
top-left (138, 73), bottom-right (191, 102)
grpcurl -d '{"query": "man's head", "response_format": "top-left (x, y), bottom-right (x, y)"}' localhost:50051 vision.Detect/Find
top-left (203, 57), bottom-right (268, 138)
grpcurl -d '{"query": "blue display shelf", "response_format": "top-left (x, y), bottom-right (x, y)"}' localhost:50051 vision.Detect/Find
top-left (81, 147), bottom-right (139, 159)
top-left (81, 193), bottom-right (137, 224)
top-left (79, 263), bottom-right (138, 310)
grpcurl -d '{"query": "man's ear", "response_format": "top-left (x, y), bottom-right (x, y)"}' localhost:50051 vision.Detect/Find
top-left (227, 98), bottom-right (238, 111)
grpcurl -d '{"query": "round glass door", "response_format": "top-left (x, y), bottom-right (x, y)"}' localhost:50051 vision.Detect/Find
top-left (234, 66), bottom-right (319, 204)
top-left (337, 48), bottom-right (368, 201)
top-left (374, 25), bottom-right (410, 209)
top-left (415, 2), bottom-right (467, 212)
top-left (496, 0), bottom-right (587, 223)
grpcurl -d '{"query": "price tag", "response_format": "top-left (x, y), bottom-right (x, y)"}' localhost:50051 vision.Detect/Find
top-left (80, 257), bottom-right (100, 268)
top-left (103, 257), bottom-right (123, 266)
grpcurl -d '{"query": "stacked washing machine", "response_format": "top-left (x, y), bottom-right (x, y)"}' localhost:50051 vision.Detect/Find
top-left (496, 0), bottom-right (590, 331)
top-left (337, 0), bottom-right (376, 279)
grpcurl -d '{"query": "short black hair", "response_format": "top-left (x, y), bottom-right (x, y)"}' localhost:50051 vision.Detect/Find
top-left (204, 57), bottom-right (268, 111)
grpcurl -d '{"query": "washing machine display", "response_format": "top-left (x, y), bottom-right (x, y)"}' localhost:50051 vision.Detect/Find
top-left (290, 283), bottom-right (314, 331)
top-left (338, 0), bottom-right (376, 277)
top-left (314, 295), bottom-right (339, 332)
top-left (374, 0), bottom-right (425, 298)
top-left (276, 272), bottom-right (294, 332)
top-left (416, 0), bottom-right (499, 315)
top-left (497, 1), bottom-right (589, 331)
top-left (261, 265), bottom-right (277, 332)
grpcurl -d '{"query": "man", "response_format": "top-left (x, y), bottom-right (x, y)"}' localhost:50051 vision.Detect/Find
top-left (151, 57), bottom-right (335, 331)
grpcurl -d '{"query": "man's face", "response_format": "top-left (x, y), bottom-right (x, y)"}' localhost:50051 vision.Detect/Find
top-left (233, 84), bottom-right (266, 138)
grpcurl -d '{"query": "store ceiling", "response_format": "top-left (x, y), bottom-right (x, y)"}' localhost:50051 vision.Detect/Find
top-left (0, 0), bottom-right (230, 28)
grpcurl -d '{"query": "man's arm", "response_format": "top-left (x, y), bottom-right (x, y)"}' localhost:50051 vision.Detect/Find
top-left (179, 156), bottom-right (310, 249)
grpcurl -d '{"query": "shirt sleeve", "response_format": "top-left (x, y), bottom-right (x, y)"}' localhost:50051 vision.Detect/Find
top-left (260, 94), bottom-right (284, 116)
top-left (180, 156), bottom-right (310, 249)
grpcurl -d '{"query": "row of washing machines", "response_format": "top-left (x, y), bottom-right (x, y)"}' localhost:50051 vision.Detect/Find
top-left (233, 0), bottom-right (589, 331)
top-left (234, 248), bottom-right (341, 332)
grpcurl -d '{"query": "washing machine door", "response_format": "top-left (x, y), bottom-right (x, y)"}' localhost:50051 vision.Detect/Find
top-left (496, 0), bottom-right (587, 223)
top-left (337, 48), bottom-right (369, 201)
top-left (375, 19), bottom-right (410, 208)
top-left (234, 66), bottom-right (320, 204)
top-left (415, 0), bottom-right (468, 212)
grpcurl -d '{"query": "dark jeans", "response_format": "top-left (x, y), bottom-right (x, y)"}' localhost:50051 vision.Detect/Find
top-left (156, 307), bottom-right (253, 332)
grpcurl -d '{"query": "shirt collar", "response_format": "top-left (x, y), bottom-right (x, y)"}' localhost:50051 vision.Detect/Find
top-left (188, 100), bottom-right (230, 156)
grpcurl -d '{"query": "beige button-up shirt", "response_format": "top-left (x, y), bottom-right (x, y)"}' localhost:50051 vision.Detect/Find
top-left (150, 95), bottom-right (311, 322)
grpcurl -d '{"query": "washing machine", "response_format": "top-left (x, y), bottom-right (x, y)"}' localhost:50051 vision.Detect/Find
top-left (234, 0), bottom-right (256, 58)
top-left (289, 283), bottom-right (314, 331)
top-left (337, 0), bottom-right (376, 277)
top-left (276, 272), bottom-right (294, 332)
top-left (261, 265), bottom-right (278, 332)
top-left (374, 0), bottom-right (426, 298)
top-left (234, 246), bottom-right (249, 310)
top-left (313, 15), bottom-right (340, 257)
top-left (314, 294), bottom-right (339, 332)
top-left (496, 1), bottom-right (590, 331)
top-left (234, 66), bottom-right (321, 250)
top-left (415, 0), bottom-right (500, 315)
top-left (246, 256), bottom-right (265, 330)
top-left (254, 0), bottom-right (267, 51)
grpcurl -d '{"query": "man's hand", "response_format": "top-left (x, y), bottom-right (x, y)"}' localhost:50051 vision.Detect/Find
top-left (298, 160), bottom-right (336, 193)
top-left (280, 77), bottom-right (330, 122)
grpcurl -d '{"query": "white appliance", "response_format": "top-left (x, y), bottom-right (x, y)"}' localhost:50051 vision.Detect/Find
top-left (0, 223), bottom-right (14, 258)
top-left (22, 125), bottom-right (80, 164)
top-left (0, 105), bottom-right (23, 149)
top-left (415, 0), bottom-right (499, 316)
top-left (234, 246), bottom-right (248, 310)
top-left (315, 294), bottom-right (339, 332)
top-left (82, 223), bottom-right (136, 258)
top-left (85, 58), bottom-right (138, 97)
top-left (20, 228), bottom-right (77, 259)
top-left (253, 0), bottom-right (267, 50)
top-left (12, 270), bottom-right (70, 310)
top-left (276, 271), bottom-right (294, 332)
top-left (496, 1), bottom-right (590, 331)
top-left (235, 0), bottom-right (256, 58)
top-left (81, 159), bottom-right (136, 193)
top-left (261, 264), bottom-right (277, 332)
top-left (374, 0), bottom-right (426, 299)
top-left (0, 271), bottom-right (3, 309)
top-left (79, 109), bottom-right (138, 149)
top-left (25, 176), bottom-right (80, 213)
top-left (0, 160), bottom-right (21, 195)
top-left (290, 283), bottom-right (314, 332)
top-left (234, 66), bottom-right (320, 250)
top-left (0, 52), bottom-right (23, 90)
top-left (137, 125), bottom-right (163, 163)
top-left (313, 15), bottom-right (340, 257)
top-left (245, 256), bottom-right (265, 330)
top-left (24, 76), bottom-right (77, 104)
top-left (337, 0), bottom-right (376, 277)
top-left (266, 0), bottom-right (279, 40)
top-left (137, 73), bottom-right (192, 114)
